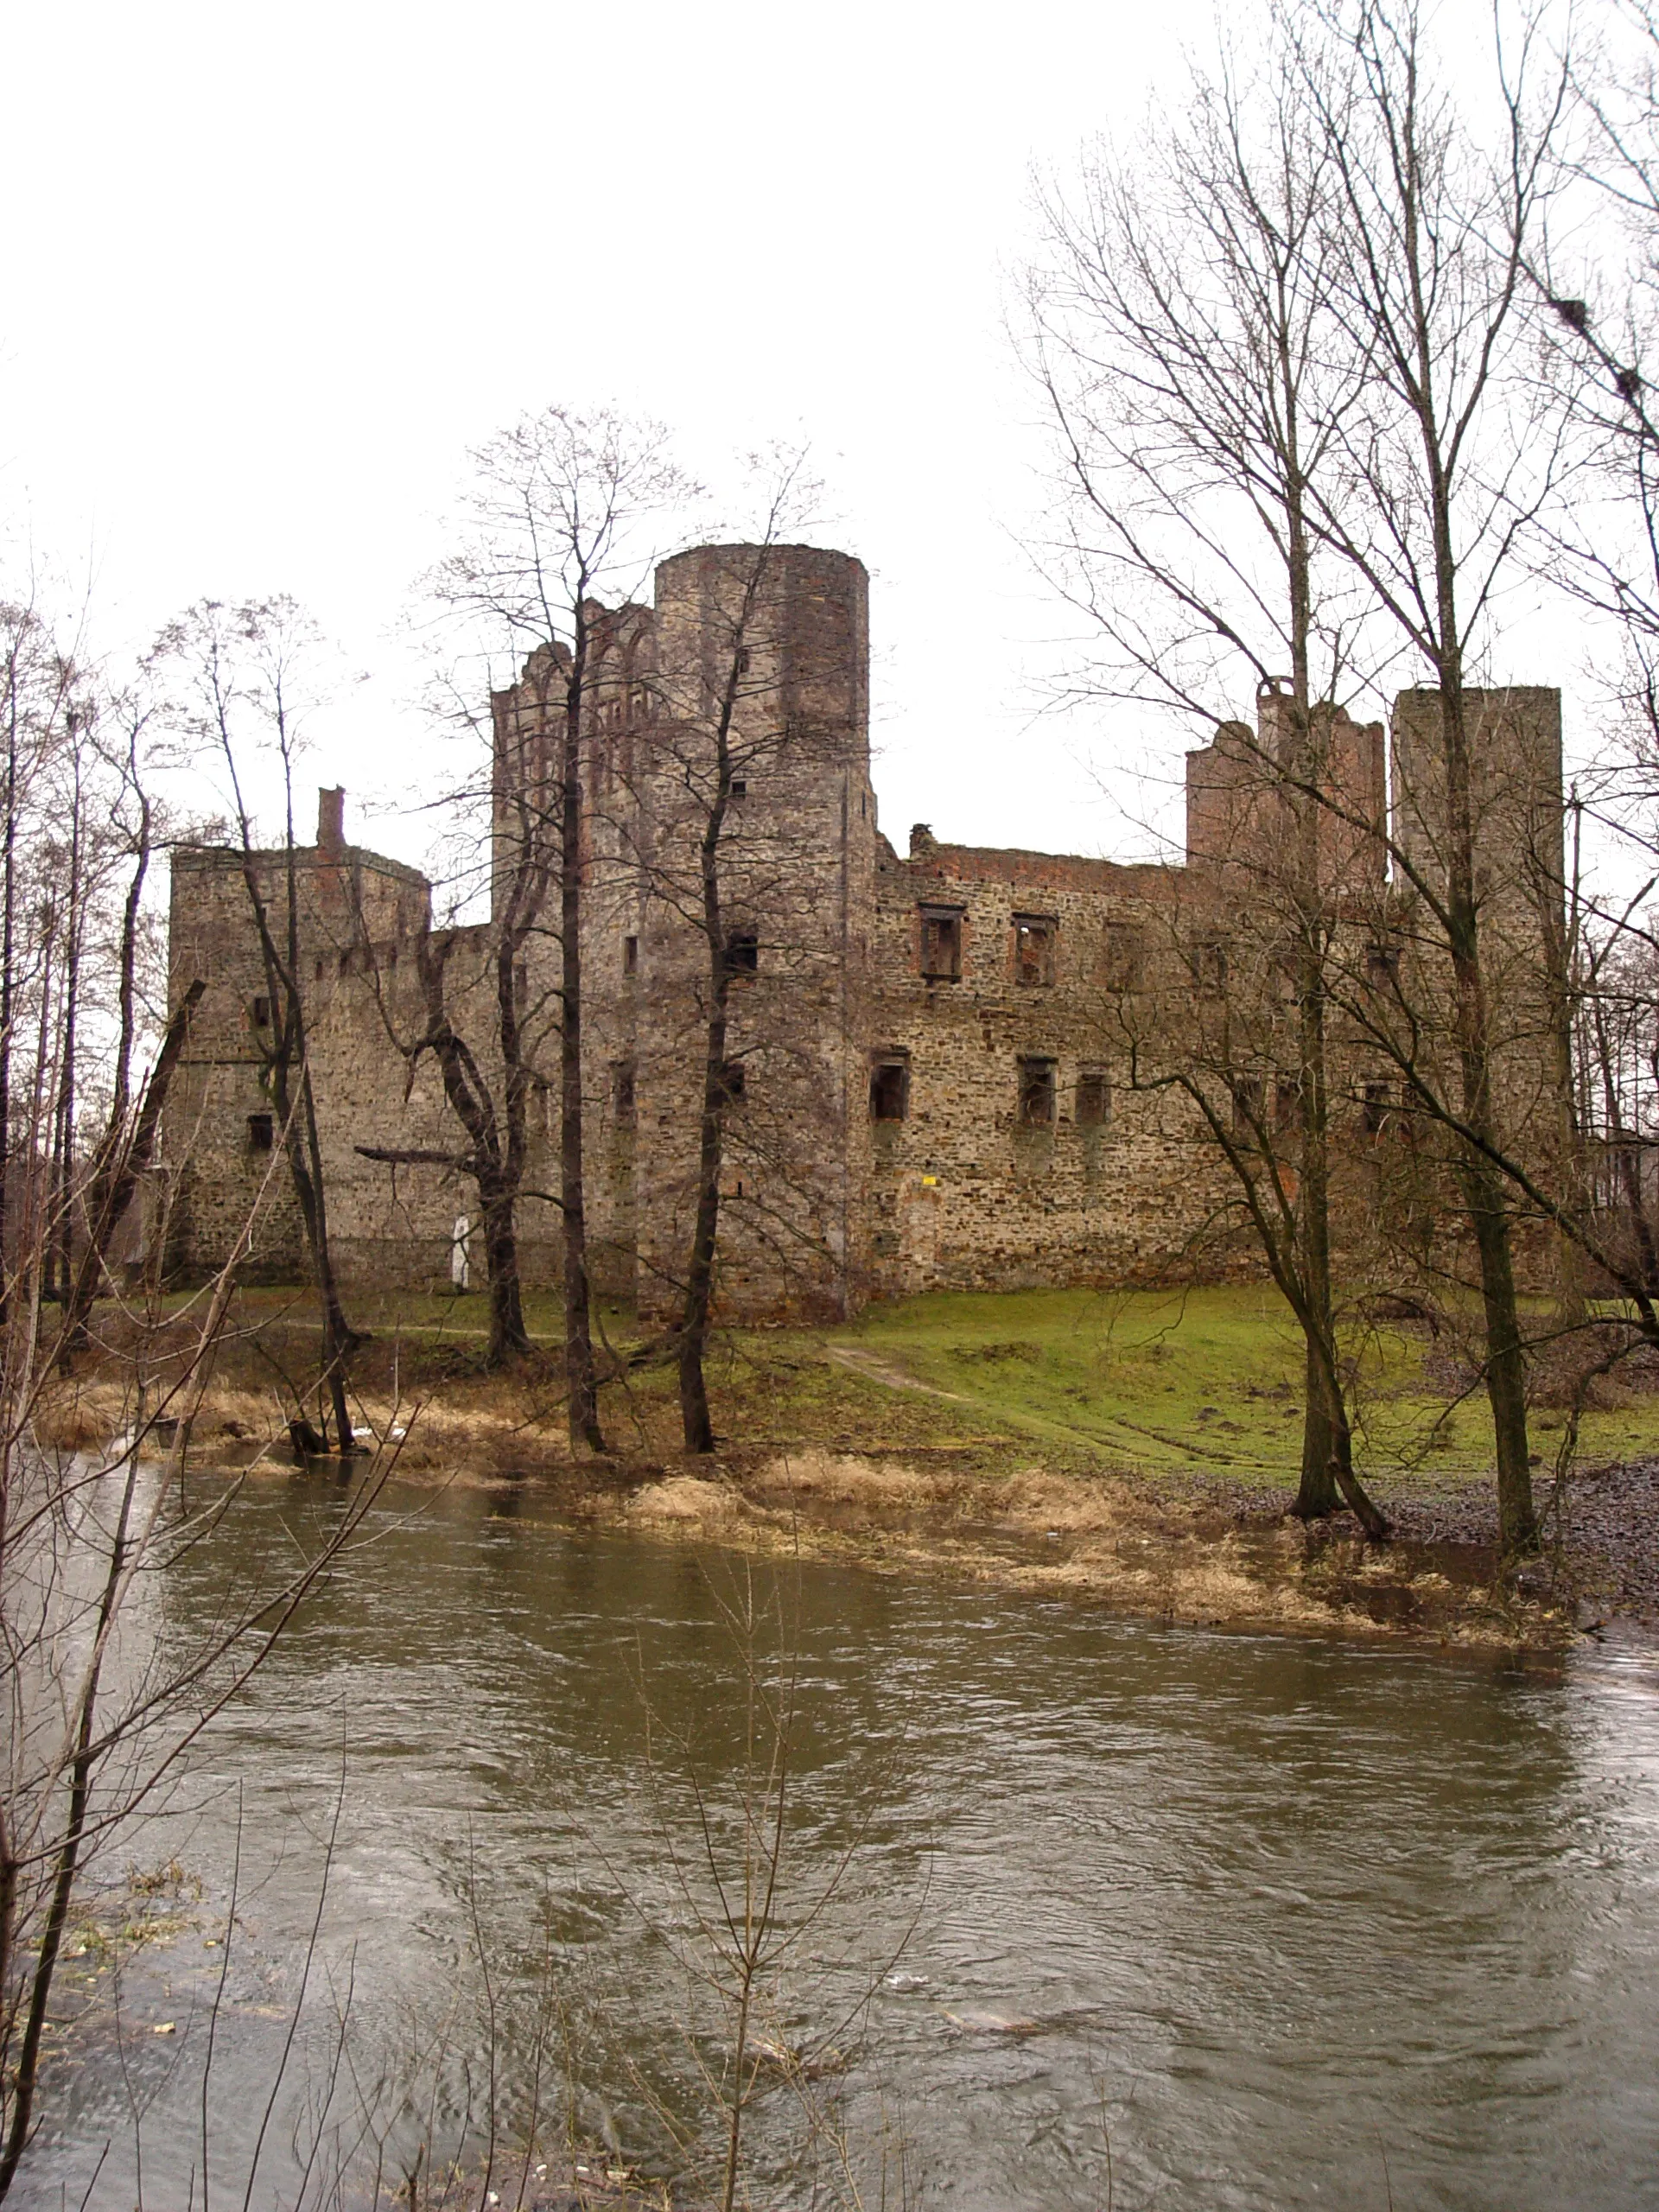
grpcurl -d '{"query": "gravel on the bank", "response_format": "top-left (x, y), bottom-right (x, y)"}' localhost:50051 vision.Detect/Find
top-left (1212, 1458), bottom-right (1659, 1628)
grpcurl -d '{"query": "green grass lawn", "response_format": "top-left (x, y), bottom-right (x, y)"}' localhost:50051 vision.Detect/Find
top-left (832, 1285), bottom-right (1659, 1488)
top-left (130, 1279), bottom-right (1659, 1489)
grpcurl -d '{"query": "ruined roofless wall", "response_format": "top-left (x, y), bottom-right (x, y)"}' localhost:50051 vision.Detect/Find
top-left (162, 552), bottom-right (1570, 1319)
top-left (163, 793), bottom-right (498, 1292)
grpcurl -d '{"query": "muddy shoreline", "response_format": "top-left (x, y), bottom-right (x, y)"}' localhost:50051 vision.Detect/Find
top-left (46, 1354), bottom-right (1656, 1651)
top-left (206, 1424), bottom-right (1627, 1653)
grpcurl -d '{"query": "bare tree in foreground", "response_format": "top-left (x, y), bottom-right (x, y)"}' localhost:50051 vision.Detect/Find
top-left (620, 466), bottom-right (847, 1453)
top-left (152, 599), bottom-right (363, 1454)
top-left (371, 408), bottom-right (690, 1427)
top-left (1027, 20), bottom-right (1388, 1529)
top-left (1293, 0), bottom-right (1582, 1557)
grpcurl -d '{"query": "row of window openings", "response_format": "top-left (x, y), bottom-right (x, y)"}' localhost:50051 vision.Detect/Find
top-left (871, 1056), bottom-right (1111, 1128)
top-left (921, 915), bottom-right (1402, 993)
top-left (252, 1070), bottom-right (1388, 1155)
top-left (922, 912), bottom-right (1139, 990)
top-left (1230, 1076), bottom-right (1398, 1135)
top-left (873, 1061), bottom-right (1396, 1135)
top-left (245, 945), bottom-right (391, 1012)
top-left (257, 917), bottom-right (1399, 1020)
top-left (921, 912), bottom-right (1062, 987)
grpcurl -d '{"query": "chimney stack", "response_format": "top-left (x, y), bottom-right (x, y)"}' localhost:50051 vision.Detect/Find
top-left (317, 787), bottom-right (345, 852)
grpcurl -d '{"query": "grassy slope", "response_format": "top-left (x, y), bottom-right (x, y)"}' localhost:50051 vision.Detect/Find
top-left (834, 1285), bottom-right (1659, 1490)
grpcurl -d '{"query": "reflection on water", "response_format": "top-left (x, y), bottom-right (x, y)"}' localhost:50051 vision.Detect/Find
top-left (18, 1474), bottom-right (1659, 2210)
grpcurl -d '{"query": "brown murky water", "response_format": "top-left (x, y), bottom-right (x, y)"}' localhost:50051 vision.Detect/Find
top-left (18, 1471), bottom-right (1659, 2209)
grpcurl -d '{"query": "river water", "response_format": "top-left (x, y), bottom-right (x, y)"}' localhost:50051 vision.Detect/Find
top-left (19, 1472), bottom-right (1659, 2211)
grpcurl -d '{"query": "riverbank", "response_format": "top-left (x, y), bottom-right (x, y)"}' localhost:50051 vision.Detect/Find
top-left (43, 1281), bottom-right (1659, 1650)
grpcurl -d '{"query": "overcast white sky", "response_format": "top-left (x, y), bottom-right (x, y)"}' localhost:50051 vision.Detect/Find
top-left (0, 0), bottom-right (1602, 878)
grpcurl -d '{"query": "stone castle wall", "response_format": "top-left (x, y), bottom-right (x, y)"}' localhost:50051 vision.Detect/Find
top-left (162, 545), bottom-right (1569, 1319)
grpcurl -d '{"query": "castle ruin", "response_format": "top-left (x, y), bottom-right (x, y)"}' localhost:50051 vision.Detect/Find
top-left (163, 543), bottom-right (1567, 1315)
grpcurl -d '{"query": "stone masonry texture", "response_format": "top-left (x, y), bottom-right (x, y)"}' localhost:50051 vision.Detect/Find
top-left (162, 548), bottom-right (1568, 1319)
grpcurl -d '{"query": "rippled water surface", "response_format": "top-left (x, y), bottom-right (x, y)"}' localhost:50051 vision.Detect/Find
top-left (21, 1475), bottom-right (1659, 2210)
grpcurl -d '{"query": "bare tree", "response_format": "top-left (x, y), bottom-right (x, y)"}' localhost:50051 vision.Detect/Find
top-left (380, 409), bottom-right (690, 1427)
top-left (1026, 22), bottom-right (1389, 1529)
top-left (611, 463), bottom-right (854, 1453)
top-left (0, 600), bottom-right (81, 1335)
top-left (151, 599), bottom-right (362, 1455)
top-left (1289, 0), bottom-right (1581, 1558)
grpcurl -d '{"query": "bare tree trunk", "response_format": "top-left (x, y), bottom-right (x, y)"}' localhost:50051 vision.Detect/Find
top-left (46, 751), bottom-right (82, 1314)
top-left (60, 982), bottom-right (205, 1352)
top-left (1437, 652), bottom-right (1539, 1556)
top-left (679, 895), bottom-right (731, 1455)
top-left (559, 645), bottom-right (602, 1449)
top-left (0, 1450), bottom-right (138, 2199)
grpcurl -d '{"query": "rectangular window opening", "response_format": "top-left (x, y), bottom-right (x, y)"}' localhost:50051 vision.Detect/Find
top-left (725, 927), bottom-right (760, 975)
top-left (623, 934), bottom-right (638, 976)
top-left (251, 995), bottom-right (270, 1027)
top-left (1077, 1070), bottom-right (1112, 1128)
top-left (730, 778), bottom-right (747, 798)
top-left (718, 1058), bottom-right (747, 1106)
top-left (736, 647), bottom-right (753, 676)
top-left (1014, 915), bottom-right (1057, 987)
top-left (247, 1112), bottom-right (274, 1153)
top-left (920, 906), bottom-right (963, 982)
top-left (870, 1052), bottom-right (910, 1122)
top-left (613, 1059), bottom-right (636, 1124)
top-left (1018, 1056), bottom-right (1057, 1126)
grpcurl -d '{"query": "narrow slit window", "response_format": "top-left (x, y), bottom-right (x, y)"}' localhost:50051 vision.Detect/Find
top-left (624, 934), bottom-right (639, 976)
top-left (250, 995), bottom-right (270, 1027)
top-left (1018, 1056), bottom-right (1057, 1126)
top-left (247, 1112), bottom-right (274, 1153)
top-left (1014, 915), bottom-right (1057, 987)
top-left (1077, 1070), bottom-right (1111, 1127)
top-left (613, 1059), bottom-right (636, 1124)
top-left (870, 1052), bottom-right (910, 1122)
top-left (919, 906), bottom-right (963, 982)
